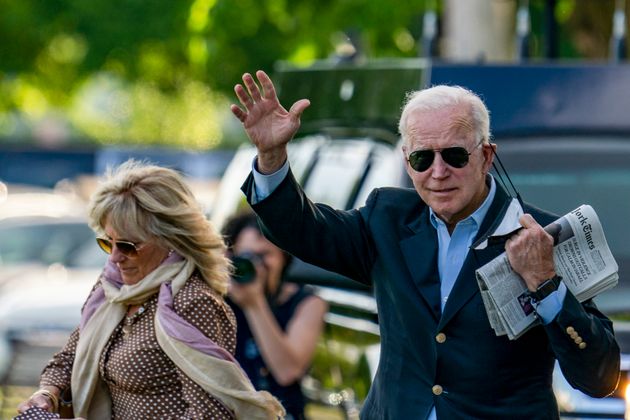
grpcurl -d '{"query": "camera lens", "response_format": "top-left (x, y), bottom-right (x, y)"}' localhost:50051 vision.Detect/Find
top-left (231, 254), bottom-right (257, 284)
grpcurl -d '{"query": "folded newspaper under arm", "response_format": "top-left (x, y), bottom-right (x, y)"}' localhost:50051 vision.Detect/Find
top-left (475, 204), bottom-right (619, 340)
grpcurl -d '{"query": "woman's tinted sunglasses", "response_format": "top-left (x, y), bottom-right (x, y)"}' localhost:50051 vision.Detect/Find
top-left (96, 237), bottom-right (145, 257)
top-left (407, 140), bottom-right (484, 172)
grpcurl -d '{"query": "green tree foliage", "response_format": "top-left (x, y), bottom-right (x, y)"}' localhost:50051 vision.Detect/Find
top-left (0, 0), bottom-right (428, 148)
top-left (0, 0), bottom-right (625, 148)
top-left (526, 0), bottom-right (619, 59)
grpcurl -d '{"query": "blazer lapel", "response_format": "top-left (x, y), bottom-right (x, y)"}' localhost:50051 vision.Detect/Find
top-left (400, 206), bottom-right (442, 322)
top-left (437, 239), bottom-right (506, 330)
top-left (438, 184), bottom-right (517, 330)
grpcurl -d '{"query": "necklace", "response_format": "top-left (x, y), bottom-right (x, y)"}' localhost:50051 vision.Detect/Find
top-left (122, 305), bottom-right (146, 337)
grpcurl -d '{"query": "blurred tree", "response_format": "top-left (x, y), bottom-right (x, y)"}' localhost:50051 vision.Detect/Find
top-left (0, 0), bottom-right (425, 148)
top-left (444, 0), bottom-right (516, 61)
top-left (0, 0), bottom-right (626, 148)
top-left (526, 0), bottom-right (620, 59)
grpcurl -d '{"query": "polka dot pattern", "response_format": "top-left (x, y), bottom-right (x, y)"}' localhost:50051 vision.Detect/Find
top-left (40, 275), bottom-right (237, 419)
top-left (14, 406), bottom-right (60, 419)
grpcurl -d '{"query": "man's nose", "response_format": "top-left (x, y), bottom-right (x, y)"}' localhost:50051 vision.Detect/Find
top-left (430, 152), bottom-right (449, 177)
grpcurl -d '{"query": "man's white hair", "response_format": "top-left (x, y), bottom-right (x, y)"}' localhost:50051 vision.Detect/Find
top-left (398, 85), bottom-right (491, 146)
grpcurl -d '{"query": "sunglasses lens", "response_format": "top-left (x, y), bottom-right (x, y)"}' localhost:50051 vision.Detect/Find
top-left (441, 147), bottom-right (470, 168)
top-left (96, 238), bottom-right (113, 254)
top-left (96, 238), bottom-right (139, 256)
top-left (116, 242), bottom-right (138, 256)
top-left (408, 150), bottom-right (435, 172)
top-left (408, 145), bottom-right (474, 172)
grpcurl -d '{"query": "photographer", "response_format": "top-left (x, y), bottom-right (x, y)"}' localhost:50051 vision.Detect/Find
top-left (222, 211), bottom-right (328, 420)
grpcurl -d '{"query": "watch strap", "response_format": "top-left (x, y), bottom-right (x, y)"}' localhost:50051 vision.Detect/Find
top-left (530, 275), bottom-right (562, 302)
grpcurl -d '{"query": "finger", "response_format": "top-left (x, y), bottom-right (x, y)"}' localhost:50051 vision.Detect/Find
top-left (17, 402), bottom-right (31, 413)
top-left (32, 395), bottom-right (52, 410)
top-left (227, 283), bottom-right (238, 295)
top-left (289, 99), bottom-right (311, 119)
top-left (505, 236), bottom-right (519, 252)
top-left (234, 84), bottom-right (254, 110)
top-left (243, 72), bottom-right (263, 102)
top-left (518, 213), bottom-right (538, 229)
top-left (256, 70), bottom-right (277, 100)
top-left (230, 104), bottom-right (247, 122)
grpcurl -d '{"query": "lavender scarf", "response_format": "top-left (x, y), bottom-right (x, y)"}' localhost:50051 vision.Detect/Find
top-left (71, 255), bottom-right (285, 420)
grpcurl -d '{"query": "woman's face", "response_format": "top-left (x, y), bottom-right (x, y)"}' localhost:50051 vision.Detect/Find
top-left (233, 227), bottom-right (286, 291)
top-left (103, 219), bottom-right (170, 285)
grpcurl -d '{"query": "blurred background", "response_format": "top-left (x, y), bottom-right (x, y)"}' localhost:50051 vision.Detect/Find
top-left (0, 0), bottom-right (627, 151)
top-left (2, 0), bottom-right (630, 419)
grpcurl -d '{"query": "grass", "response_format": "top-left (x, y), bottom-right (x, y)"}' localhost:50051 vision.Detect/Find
top-left (305, 404), bottom-right (348, 420)
top-left (0, 385), bottom-right (36, 419)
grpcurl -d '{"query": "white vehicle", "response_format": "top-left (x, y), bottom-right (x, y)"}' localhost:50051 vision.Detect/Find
top-left (0, 185), bottom-right (106, 384)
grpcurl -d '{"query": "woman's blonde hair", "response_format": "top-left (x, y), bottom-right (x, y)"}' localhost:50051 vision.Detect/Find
top-left (87, 159), bottom-right (230, 295)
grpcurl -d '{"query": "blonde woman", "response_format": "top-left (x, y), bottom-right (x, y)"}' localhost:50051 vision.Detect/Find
top-left (18, 160), bottom-right (284, 420)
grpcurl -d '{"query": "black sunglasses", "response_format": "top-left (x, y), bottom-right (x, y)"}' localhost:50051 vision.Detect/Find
top-left (96, 237), bottom-right (145, 257)
top-left (407, 141), bottom-right (483, 172)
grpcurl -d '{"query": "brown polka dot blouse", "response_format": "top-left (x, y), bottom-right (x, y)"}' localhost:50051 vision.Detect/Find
top-left (40, 275), bottom-right (238, 419)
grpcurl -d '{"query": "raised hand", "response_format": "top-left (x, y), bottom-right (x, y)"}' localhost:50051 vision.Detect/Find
top-left (231, 70), bottom-right (310, 173)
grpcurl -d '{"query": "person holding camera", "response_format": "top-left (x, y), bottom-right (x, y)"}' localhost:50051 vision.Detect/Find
top-left (222, 211), bottom-right (328, 420)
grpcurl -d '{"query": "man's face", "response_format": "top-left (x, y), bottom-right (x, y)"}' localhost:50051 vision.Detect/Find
top-left (402, 104), bottom-right (494, 228)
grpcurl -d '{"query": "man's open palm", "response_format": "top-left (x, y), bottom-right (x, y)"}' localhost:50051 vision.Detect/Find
top-left (231, 70), bottom-right (310, 155)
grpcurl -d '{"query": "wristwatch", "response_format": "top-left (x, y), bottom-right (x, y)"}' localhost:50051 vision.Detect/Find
top-left (529, 275), bottom-right (562, 302)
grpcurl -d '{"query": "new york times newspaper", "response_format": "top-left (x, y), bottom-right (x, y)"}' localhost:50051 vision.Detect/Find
top-left (476, 205), bottom-right (618, 340)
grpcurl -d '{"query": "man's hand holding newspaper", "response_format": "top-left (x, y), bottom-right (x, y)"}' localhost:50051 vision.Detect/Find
top-left (476, 204), bottom-right (618, 340)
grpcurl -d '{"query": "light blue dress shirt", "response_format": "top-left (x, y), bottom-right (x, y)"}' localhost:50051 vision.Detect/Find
top-left (251, 158), bottom-right (566, 420)
top-left (429, 178), bottom-right (496, 311)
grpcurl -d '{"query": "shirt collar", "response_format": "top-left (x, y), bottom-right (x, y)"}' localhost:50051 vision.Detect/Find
top-left (429, 175), bottom-right (496, 230)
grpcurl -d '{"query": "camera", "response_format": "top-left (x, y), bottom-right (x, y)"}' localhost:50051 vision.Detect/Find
top-left (230, 252), bottom-right (260, 284)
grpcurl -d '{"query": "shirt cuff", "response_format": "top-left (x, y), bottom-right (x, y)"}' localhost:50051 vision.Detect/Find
top-left (251, 156), bottom-right (289, 204)
top-left (535, 282), bottom-right (567, 324)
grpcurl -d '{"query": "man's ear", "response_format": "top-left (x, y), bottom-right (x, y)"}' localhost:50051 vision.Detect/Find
top-left (482, 143), bottom-right (497, 174)
top-left (401, 145), bottom-right (414, 178)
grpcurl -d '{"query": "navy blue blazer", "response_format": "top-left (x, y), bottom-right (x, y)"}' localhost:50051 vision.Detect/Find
top-left (243, 170), bottom-right (619, 420)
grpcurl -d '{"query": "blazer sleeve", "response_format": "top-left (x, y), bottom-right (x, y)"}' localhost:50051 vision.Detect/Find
top-left (242, 168), bottom-right (376, 285)
top-left (544, 291), bottom-right (620, 397)
top-left (526, 204), bottom-right (621, 397)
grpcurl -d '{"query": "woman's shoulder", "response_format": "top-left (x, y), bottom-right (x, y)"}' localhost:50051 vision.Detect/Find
top-left (175, 274), bottom-right (226, 306)
top-left (284, 283), bottom-right (317, 299)
top-left (80, 274), bottom-right (105, 313)
top-left (278, 283), bottom-right (324, 311)
top-left (173, 273), bottom-right (237, 350)
top-left (174, 274), bottom-right (236, 322)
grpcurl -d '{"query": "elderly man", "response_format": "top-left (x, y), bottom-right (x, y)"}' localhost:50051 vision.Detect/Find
top-left (230, 70), bottom-right (620, 419)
